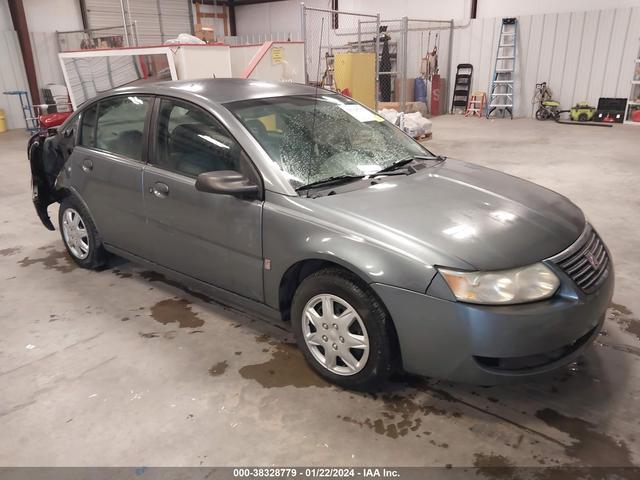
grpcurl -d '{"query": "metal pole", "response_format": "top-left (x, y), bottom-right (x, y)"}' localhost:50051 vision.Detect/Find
top-left (357, 19), bottom-right (361, 51)
top-left (401, 16), bottom-right (408, 112)
top-left (447, 19), bottom-right (454, 116)
top-left (125, 0), bottom-right (134, 44)
top-left (119, 0), bottom-right (130, 46)
top-left (187, 0), bottom-right (195, 35)
top-left (301, 3), bottom-right (308, 83)
top-left (374, 13), bottom-right (380, 109)
top-left (133, 20), bottom-right (139, 47)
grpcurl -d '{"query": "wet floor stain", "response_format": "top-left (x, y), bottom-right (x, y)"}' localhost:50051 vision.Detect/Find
top-left (239, 340), bottom-right (329, 388)
top-left (535, 408), bottom-right (633, 466)
top-left (150, 298), bottom-right (205, 329)
top-left (208, 361), bottom-right (228, 377)
top-left (610, 303), bottom-right (632, 316)
top-left (608, 303), bottom-right (640, 341)
top-left (473, 453), bottom-right (516, 479)
top-left (140, 271), bottom-right (218, 306)
top-left (139, 332), bottom-right (159, 339)
top-left (0, 247), bottom-right (21, 257)
top-left (112, 269), bottom-right (133, 278)
top-left (139, 331), bottom-right (177, 339)
top-left (338, 391), bottom-right (460, 439)
top-left (18, 246), bottom-right (76, 273)
top-left (137, 270), bottom-right (274, 330)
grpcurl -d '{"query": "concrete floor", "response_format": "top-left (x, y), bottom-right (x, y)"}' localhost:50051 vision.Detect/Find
top-left (0, 117), bottom-right (639, 470)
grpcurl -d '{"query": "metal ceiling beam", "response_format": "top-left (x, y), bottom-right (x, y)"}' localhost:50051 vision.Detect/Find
top-left (7, 0), bottom-right (40, 105)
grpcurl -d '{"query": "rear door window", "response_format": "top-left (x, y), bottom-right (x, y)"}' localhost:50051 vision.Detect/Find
top-left (94, 95), bottom-right (151, 161)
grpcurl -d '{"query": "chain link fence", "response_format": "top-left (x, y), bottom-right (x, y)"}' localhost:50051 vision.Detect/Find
top-left (302, 5), bottom-right (380, 108)
top-left (355, 17), bottom-right (453, 114)
top-left (56, 23), bottom-right (139, 52)
top-left (302, 4), bottom-right (453, 114)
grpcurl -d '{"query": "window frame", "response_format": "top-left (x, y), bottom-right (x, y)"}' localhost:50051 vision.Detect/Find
top-left (77, 94), bottom-right (154, 163)
top-left (148, 95), bottom-right (264, 195)
top-left (78, 101), bottom-right (98, 149)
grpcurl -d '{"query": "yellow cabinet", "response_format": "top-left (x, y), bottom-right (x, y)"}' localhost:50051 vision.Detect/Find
top-left (334, 52), bottom-right (376, 109)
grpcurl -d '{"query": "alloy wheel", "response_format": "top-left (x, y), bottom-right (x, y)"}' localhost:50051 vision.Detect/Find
top-left (61, 208), bottom-right (90, 260)
top-left (301, 294), bottom-right (370, 376)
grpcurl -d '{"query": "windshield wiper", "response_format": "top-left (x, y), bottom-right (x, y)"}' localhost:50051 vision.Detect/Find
top-left (376, 155), bottom-right (446, 174)
top-left (295, 174), bottom-right (365, 192)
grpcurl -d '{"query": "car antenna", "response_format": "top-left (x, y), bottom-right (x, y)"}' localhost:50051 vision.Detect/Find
top-left (306, 16), bottom-right (325, 194)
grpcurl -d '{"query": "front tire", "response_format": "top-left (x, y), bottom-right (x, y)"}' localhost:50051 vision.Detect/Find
top-left (58, 196), bottom-right (107, 270)
top-left (291, 268), bottom-right (396, 391)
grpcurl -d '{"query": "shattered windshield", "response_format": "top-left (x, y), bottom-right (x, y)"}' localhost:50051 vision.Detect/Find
top-left (226, 94), bottom-right (433, 191)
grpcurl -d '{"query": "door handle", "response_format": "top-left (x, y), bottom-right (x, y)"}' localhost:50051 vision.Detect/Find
top-left (150, 182), bottom-right (170, 198)
top-left (81, 159), bottom-right (93, 172)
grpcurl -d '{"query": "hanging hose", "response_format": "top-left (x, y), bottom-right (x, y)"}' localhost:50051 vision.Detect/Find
top-left (553, 110), bottom-right (613, 127)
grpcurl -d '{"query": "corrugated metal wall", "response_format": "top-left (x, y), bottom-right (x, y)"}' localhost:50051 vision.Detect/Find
top-left (0, 30), bottom-right (31, 130)
top-left (85, 0), bottom-right (192, 46)
top-left (30, 32), bottom-right (65, 87)
top-left (449, 6), bottom-right (640, 117)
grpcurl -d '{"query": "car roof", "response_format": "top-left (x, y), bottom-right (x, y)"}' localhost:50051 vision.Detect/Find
top-left (109, 78), bottom-right (324, 105)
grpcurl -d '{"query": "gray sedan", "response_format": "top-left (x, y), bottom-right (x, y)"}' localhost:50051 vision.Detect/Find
top-left (28, 79), bottom-right (613, 390)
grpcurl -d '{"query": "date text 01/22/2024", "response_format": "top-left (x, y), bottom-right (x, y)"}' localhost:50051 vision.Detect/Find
top-left (232, 468), bottom-right (401, 478)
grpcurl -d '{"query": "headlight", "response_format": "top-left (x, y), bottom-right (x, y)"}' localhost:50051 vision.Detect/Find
top-left (438, 263), bottom-right (559, 305)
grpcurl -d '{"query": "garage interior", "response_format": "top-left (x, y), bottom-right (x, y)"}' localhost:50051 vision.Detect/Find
top-left (1, 0), bottom-right (639, 476)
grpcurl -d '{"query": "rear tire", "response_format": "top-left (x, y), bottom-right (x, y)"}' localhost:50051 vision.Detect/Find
top-left (58, 195), bottom-right (107, 270)
top-left (535, 107), bottom-right (549, 121)
top-left (291, 268), bottom-right (395, 391)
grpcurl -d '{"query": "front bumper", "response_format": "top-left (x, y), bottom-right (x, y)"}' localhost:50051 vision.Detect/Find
top-left (371, 261), bottom-right (614, 385)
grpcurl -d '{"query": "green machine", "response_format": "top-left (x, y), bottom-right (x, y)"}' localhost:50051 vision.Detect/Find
top-left (570, 102), bottom-right (596, 122)
top-left (533, 83), bottom-right (608, 126)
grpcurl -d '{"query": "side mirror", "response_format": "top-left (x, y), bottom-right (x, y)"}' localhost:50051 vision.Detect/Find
top-left (195, 170), bottom-right (259, 197)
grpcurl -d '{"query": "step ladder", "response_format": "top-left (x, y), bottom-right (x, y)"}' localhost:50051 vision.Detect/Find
top-left (451, 64), bottom-right (473, 114)
top-left (487, 18), bottom-right (518, 119)
top-left (465, 91), bottom-right (486, 117)
top-left (3, 90), bottom-right (38, 132)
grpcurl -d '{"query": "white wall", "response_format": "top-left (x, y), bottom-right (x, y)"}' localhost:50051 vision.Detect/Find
top-left (235, 0), bottom-right (640, 35)
top-left (477, 0), bottom-right (640, 18)
top-left (449, 6), bottom-right (640, 117)
top-left (235, 0), bottom-right (467, 36)
top-left (0, 0), bottom-right (31, 129)
top-left (0, 0), bottom-right (12, 30)
top-left (247, 42), bottom-right (305, 83)
top-left (0, 30), bottom-right (32, 130)
top-left (23, 0), bottom-right (84, 32)
top-left (230, 44), bottom-right (261, 76)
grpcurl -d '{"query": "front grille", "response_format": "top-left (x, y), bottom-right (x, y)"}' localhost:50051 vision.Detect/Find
top-left (552, 226), bottom-right (610, 293)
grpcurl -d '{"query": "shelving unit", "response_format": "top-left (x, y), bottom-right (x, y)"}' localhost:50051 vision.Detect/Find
top-left (624, 40), bottom-right (640, 125)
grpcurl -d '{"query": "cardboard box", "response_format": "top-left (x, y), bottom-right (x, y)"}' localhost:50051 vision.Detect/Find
top-left (195, 23), bottom-right (215, 43)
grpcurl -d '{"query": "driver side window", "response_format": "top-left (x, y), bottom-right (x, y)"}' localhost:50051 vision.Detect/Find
top-left (154, 98), bottom-right (245, 178)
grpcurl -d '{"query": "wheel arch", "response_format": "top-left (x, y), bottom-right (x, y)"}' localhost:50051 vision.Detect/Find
top-left (277, 258), bottom-right (402, 362)
top-left (56, 187), bottom-right (99, 226)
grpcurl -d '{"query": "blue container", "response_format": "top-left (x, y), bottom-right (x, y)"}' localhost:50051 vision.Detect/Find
top-left (414, 77), bottom-right (427, 103)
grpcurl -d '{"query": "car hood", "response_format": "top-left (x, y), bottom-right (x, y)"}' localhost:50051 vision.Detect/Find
top-left (309, 159), bottom-right (585, 270)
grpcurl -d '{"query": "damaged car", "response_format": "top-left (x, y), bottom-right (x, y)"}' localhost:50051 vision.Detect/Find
top-left (28, 79), bottom-right (614, 390)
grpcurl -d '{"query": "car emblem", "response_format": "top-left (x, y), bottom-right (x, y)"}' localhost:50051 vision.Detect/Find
top-left (585, 249), bottom-right (600, 269)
